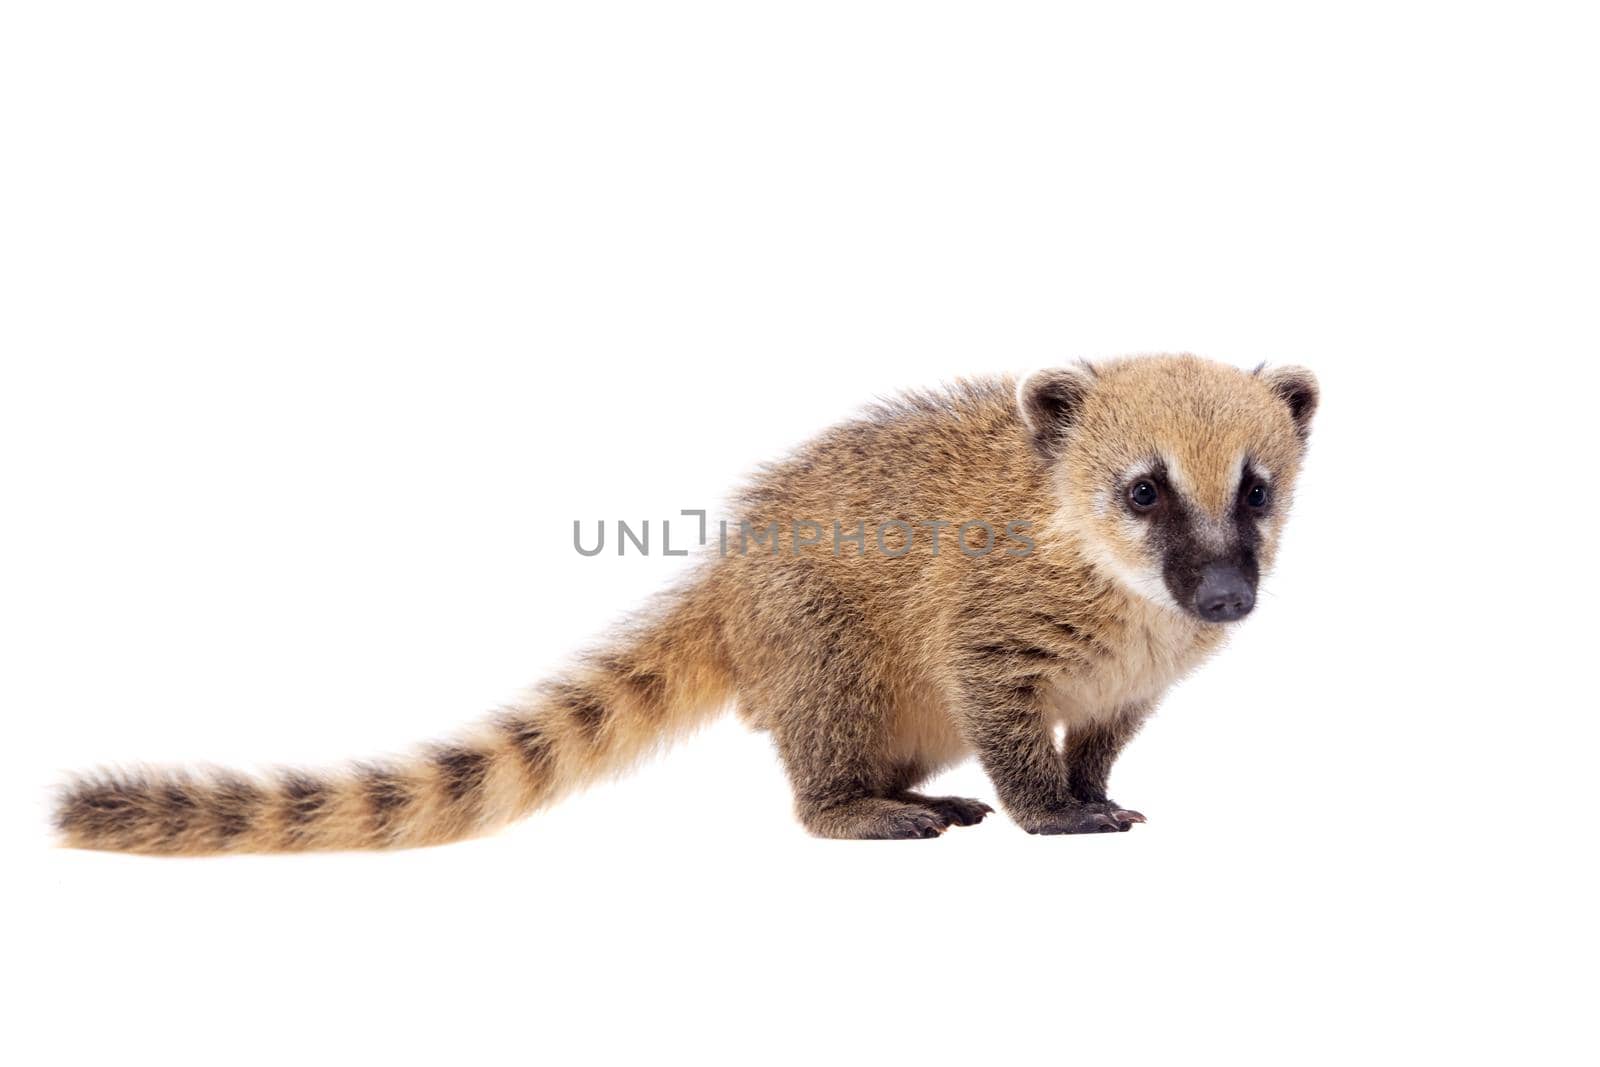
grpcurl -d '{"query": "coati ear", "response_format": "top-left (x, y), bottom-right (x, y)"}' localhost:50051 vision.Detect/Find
top-left (1258, 365), bottom-right (1319, 440)
top-left (1018, 365), bottom-right (1096, 459)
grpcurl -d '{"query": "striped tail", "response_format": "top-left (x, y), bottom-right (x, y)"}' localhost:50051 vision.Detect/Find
top-left (54, 581), bottom-right (733, 855)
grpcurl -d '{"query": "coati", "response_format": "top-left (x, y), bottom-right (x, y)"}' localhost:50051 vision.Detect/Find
top-left (55, 353), bottom-right (1317, 851)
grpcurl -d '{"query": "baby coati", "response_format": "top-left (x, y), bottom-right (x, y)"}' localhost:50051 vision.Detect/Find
top-left (55, 353), bottom-right (1317, 852)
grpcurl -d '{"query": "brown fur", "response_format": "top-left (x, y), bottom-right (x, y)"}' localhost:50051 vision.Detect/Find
top-left (55, 353), bottom-right (1315, 852)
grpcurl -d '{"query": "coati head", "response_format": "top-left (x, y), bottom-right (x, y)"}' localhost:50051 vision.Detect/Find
top-left (1020, 354), bottom-right (1317, 623)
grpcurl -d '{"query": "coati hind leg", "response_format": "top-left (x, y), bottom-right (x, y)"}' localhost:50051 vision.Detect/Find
top-left (752, 653), bottom-right (984, 839)
top-left (724, 565), bottom-right (987, 839)
top-left (769, 692), bottom-right (981, 840)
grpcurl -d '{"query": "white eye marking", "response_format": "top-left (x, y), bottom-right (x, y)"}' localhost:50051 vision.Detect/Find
top-left (1014, 373), bottom-right (1038, 430)
top-left (1160, 452), bottom-right (1192, 498)
top-left (1119, 458), bottom-right (1157, 486)
top-left (1074, 535), bottom-right (1183, 614)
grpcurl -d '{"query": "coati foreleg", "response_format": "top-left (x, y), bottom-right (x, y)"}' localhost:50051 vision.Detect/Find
top-left (958, 675), bottom-right (1132, 834)
top-left (1062, 708), bottom-right (1149, 828)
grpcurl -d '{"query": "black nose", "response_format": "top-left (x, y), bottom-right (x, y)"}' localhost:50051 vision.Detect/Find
top-left (1193, 563), bottom-right (1255, 622)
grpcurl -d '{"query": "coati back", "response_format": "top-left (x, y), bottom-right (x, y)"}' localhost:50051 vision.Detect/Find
top-left (55, 353), bottom-right (1317, 851)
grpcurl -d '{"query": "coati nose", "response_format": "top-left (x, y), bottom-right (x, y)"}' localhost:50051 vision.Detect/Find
top-left (1194, 564), bottom-right (1255, 622)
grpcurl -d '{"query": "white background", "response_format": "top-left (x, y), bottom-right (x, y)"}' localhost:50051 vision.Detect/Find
top-left (4, 3), bottom-right (1596, 1064)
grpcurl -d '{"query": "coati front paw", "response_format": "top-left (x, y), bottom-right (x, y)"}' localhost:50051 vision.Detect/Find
top-left (1083, 801), bottom-right (1146, 830)
top-left (1020, 804), bottom-right (1141, 835)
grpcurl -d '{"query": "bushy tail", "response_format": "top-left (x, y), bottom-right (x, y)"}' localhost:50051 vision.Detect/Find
top-left (54, 581), bottom-right (733, 856)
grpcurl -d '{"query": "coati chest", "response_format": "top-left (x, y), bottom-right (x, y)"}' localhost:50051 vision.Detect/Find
top-left (887, 588), bottom-right (1220, 771)
top-left (1040, 601), bottom-right (1221, 731)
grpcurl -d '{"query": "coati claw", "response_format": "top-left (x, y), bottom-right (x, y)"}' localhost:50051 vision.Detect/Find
top-left (880, 812), bottom-right (948, 839)
top-left (1085, 801), bottom-right (1146, 827)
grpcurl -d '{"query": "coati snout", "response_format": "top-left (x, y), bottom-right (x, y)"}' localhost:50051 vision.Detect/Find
top-left (1190, 562), bottom-right (1256, 622)
top-left (1150, 507), bottom-right (1262, 623)
top-left (1113, 465), bottom-right (1270, 623)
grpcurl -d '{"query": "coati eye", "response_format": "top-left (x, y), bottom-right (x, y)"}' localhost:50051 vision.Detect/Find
top-left (1245, 483), bottom-right (1270, 509)
top-left (1128, 481), bottom-right (1160, 511)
